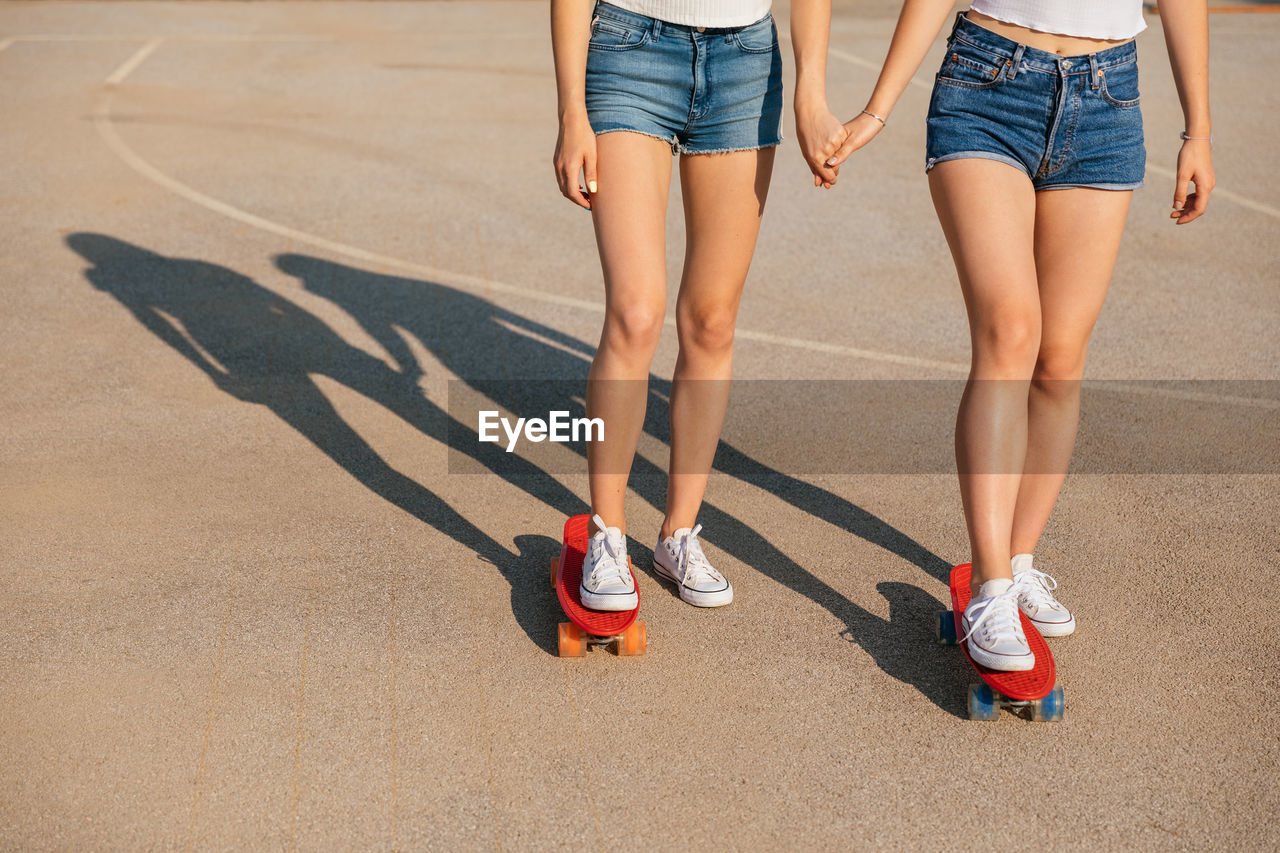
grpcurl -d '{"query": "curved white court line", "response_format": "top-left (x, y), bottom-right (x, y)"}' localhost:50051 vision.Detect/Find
top-left (105, 37), bottom-right (163, 87)
top-left (91, 83), bottom-right (970, 374)
top-left (92, 41), bottom-right (1279, 409)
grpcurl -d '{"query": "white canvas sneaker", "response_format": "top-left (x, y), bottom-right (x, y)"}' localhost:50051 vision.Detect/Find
top-left (653, 524), bottom-right (733, 608)
top-left (962, 578), bottom-right (1035, 671)
top-left (1012, 554), bottom-right (1076, 637)
top-left (579, 514), bottom-right (637, 612)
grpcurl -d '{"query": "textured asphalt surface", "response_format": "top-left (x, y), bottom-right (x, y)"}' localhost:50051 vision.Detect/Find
top-left (2, 1), bottom-right (1278, 849)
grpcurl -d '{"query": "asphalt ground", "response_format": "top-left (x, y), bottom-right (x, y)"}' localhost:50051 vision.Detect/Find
top-left (2, 1), bottom-right (1278, 849)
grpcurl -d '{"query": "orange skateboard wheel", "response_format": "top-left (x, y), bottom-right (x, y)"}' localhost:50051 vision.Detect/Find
top-left (558, 622), bottom-right (586, 657)
top-left (618, 621), bottom-right (646, 656)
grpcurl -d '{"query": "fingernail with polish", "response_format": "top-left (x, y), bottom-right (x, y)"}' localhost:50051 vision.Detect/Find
top-left (588, 181), bottom-right (598, 193)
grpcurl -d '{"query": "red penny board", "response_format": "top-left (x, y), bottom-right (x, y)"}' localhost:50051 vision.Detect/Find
top-left (951, 563), bottom-right (1054, 702)
top-left (556, 514), bottom-right (639, 637)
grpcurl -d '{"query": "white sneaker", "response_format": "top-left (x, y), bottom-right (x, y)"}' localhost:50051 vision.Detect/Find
top-left (579, 514), bottom-right (637, 612)
top-left (962, 578), bottom-right (1034, 671)
top-left (653, 524), bottom-right (733, 608)
top-left (1012, 554), bottom-right (1076, 637)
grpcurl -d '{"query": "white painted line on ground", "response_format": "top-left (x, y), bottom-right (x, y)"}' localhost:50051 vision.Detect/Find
top-left (821, 43), bottom-right (1280, 221)
top-left (173, 34), bottom-right (337, 42)
top-left (91, 88), bottom-right (967, 374)
top-left (1086, 379), bottom-right (1280, 411)
top-left (7, 34), bottom-right (152, 42)
top-left (735, 327), bottom-right (965, 372)
top-left (1144, 162), bottom-right (1280, 219)
top-left (105, 37), bottom-right (163, 86)
top-left (91, 78), bottom-right (1277, 406)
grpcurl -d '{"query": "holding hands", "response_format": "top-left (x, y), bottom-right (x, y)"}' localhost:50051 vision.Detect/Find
top-left (795, 99), bottom-right (848, 188)
top-left (795, 101), bottom-right (888, 189)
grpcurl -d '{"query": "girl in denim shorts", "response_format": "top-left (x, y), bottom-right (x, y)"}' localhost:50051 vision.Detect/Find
top-left (824, 1), bottom-right (1215, 671)
top-left (550, 0), bottom-right (846, 611)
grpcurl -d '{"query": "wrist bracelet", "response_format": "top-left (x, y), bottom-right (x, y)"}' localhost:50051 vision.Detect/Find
top-left (861, 109), bottom-right (887, 127)
top-left (1180, 131), bottom-right (1212, 146)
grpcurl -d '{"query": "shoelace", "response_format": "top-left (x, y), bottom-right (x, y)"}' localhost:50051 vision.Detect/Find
top-left (1014, 568), bottom-right (1064, 612)
top-left (960, 584), bottom-right (1025, 645)
top-left (586, 514), bottom-right (632, 589)
top-left (672, 524), bottom-right (723, 589)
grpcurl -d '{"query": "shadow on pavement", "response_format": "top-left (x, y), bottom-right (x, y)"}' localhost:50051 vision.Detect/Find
top-left (70, 234), bottom-right (961, 712)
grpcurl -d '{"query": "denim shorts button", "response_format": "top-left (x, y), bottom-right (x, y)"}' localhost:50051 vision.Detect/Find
top-left (1061, 60), bottom-right (1072, 69)
top-left (696, 25), bottom-right (705, 32)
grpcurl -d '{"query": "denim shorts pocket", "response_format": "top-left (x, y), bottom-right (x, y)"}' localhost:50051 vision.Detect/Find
top-left (1098, 63), bottom-right (1140, 108)
top-left (937, 43), bottom-right (1007, 89)
top-left (589, 16), bottom-right (648, 50)
top-left (732, 17), bottom-right (777, 53)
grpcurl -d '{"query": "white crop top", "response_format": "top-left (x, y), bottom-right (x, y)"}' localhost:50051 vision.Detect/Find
top-left (970, 0), bottom-right (1147, 40)
top-left (605, 0), bottom-right (771, 29)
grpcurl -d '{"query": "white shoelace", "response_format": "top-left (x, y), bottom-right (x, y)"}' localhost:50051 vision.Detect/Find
top-left (671, 524), bottom-right (724, 590)
top-left (1015, 568), bottom-right (1065, 613)
top-left (585, 514), bottom-right (632, 590)
top-left (961, 584), bottom-right (1025, 645)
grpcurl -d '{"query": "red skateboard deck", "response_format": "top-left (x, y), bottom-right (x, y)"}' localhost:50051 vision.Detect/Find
top-left (549, 514), bottom-right (645, 657)
top-left (937, 563), bottom-right (1064, 721)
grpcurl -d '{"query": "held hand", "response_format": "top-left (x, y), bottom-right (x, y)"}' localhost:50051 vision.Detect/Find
top-left (826, 112), bottom-right (885, 170)
top-left (1171, 139), bottom-right (1214, 225)
top-left (553, 112), bottom-right (598, 210)
top-left (795, 103), bottom-right (849, 188)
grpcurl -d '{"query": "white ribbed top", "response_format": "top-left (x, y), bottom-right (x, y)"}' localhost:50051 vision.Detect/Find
top-left (970, 0), bottom-right (1147, 40)
top-left (605, 0), bottom-right (771, 29)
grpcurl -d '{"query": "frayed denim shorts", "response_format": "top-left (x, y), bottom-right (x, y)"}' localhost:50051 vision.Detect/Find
top-left (584, 2), bottom-right (783, 155)
top-left (925, 13), bottom-right (1146, 190)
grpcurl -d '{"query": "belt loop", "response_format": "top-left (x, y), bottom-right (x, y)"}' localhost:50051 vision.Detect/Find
top-left (652, 18), bottom-right (662, 41)
top-left (1087, 52), bottom-right (1100, 89)
top-left (1008, 43), bottom-right (1026, 79)
top-left (951, 10), bottom-right (965, 37)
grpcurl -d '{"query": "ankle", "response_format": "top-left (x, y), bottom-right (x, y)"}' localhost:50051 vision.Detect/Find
top-left (970, 560), bottom-right (1014, 599)
top-left (589, 515), bottom-right (625, 537)
top-left (659, 517), bottom-right (695, 540)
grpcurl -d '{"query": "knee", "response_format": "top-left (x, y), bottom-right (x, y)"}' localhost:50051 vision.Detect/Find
top-left (603, 303), bottom-right (666, 356)
top-left (972, 315), bottom-right (1041, 374)
top-left (678, 305), bottom-right (738, 355)
top-left (1032, 343), bottom-right (1088, 395)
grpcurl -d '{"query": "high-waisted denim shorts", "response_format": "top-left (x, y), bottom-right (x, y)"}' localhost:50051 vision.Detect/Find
top-left (584, 2), bottom-right (783, 155)
top-left (925, 13), bottom-right (1146, 190)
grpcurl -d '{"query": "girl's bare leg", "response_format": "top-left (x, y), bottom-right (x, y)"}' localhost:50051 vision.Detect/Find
top-left (929, 159), bottom-right (1040, 596)
top-left (1010, 188), bottom-right (1133, 554)
top-left (662, 147), bottom-right (775, 538)
top-left (586, 131), bottom-right (674, 533)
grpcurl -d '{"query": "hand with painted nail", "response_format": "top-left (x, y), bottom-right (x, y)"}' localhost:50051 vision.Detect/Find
top-left (795, 100), bottom-right (848, 189)
top-left (1171, 137), bottom-right (1214, 225)
top-left (825, 111), bottom-right (886, 172)
top-left (553, 110), bottom-right (598, 210)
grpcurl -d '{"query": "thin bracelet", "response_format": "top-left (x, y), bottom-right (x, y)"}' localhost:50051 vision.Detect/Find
top-left (861, 109), bottom-right (887, 127)
top-left (1180, 130), bottom-right (1212, 146)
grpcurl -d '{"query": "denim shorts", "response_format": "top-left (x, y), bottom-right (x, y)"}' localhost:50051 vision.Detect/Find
top-left (584, 2), bottom-right (783, 155)
top-left (925, 13), bottom-right (1146, 190)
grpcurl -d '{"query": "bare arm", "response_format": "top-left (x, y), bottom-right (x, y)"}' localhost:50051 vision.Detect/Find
top-left (551, 0), bottom-right (596, 209)
top-left (791, 0), bottom-right (846, 187)
top-left (1159, 0), bottom-right (1214, 224)
top-left (828, 0), bottom-right (957, 166)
